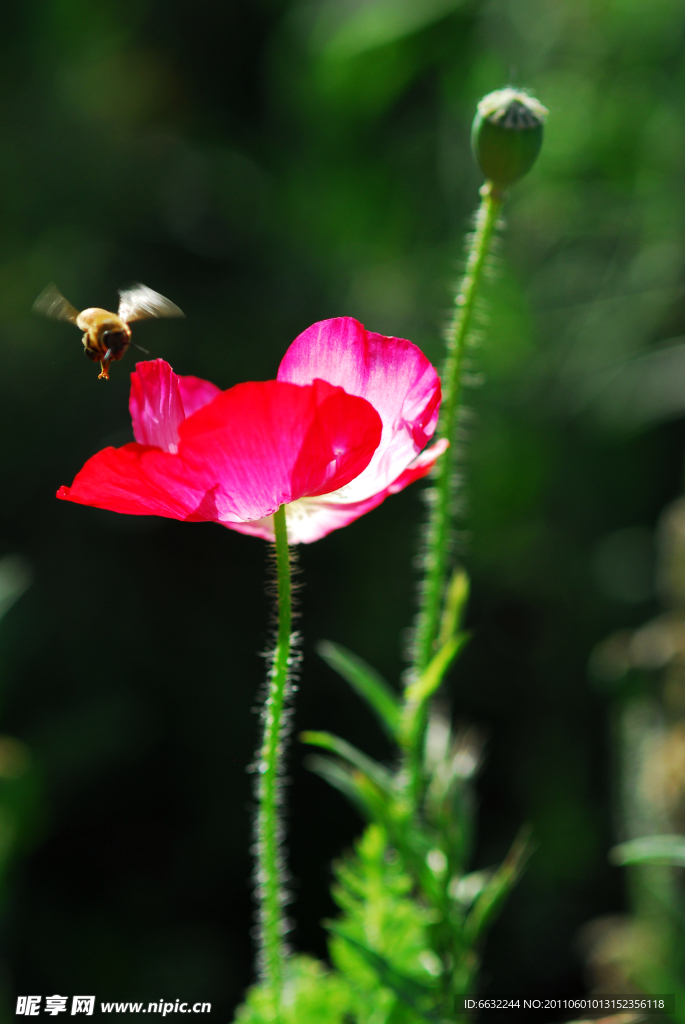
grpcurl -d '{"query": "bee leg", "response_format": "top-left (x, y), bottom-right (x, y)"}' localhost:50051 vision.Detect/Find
top-left (98, 349), bottom-right (112, 381)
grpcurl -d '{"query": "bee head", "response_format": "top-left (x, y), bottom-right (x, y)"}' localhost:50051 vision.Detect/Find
top-left (101, 328), bottom-right (129, 356)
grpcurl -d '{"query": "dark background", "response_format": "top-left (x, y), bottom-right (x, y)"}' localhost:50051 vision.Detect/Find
top-left (1, 0), bottom-right (685, 1017)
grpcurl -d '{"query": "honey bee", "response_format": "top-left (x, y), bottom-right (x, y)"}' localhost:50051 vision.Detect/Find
top-left (33, 282), bottom-right (184, 379)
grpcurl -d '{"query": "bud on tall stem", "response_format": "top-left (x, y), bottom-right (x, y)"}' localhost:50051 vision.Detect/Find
top-left (472, 88), bottom-right (548, 193)
top-left (409, 89), bottom-right (546, 797)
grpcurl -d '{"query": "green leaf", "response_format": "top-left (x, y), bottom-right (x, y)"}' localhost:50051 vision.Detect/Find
top-left (404, 633), bottom-right (468, 709)
top-left (464, 827), bottom-right (532, 945)
top-left (300, 730), bottom-right (393, 793)
top-left (305, 754), bottom-right (392, 822)
top-left (399, 633), bottom-right (469, 750)
top-left (303, 741), bottom-right (439, 896)
top-left (317, 641), bottom-right (400, 739)
top-left (328, 925), bottom-right (440, 1021)
top-left (306, 754), bottom-right (368, 814)
top-left (309, 758), bottom-right (437, 901)
top-left (609, 834), bottom-right (685, 867)
top-left (436, 569), bottom-right (470, 650)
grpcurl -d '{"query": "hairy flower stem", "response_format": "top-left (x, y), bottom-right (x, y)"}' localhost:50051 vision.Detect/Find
top-left (409, 184), bottom-right (502, 785)
top-left (256, 504), bottom-right (292, 1012)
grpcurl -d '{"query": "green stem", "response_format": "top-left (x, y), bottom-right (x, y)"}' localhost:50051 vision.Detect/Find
top-left (256, 504), bottom-right (293, 1010)
top-left (408, 183), bottom-right (502, 782)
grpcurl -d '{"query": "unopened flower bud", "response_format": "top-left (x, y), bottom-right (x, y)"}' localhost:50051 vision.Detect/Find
top-left (471, 88), bottom-right (548, 190)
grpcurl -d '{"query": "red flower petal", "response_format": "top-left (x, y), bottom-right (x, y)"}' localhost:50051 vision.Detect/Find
top-left (57, 444), bottom-right (209, 519)
top-left (177, 379), bottom-right (382, 516)
top-left (58, 378), bottom-right (382, 525)
top-left (178, 375), bottom-right (222, 417)
top-left (278, 317), bottom-right (441, 504)
top-left (225, 438), bottom-right (449, 543)
top-left (129, 360), bottom-right (185, 453)
top-left (129, 360), bottom-right (223, 453)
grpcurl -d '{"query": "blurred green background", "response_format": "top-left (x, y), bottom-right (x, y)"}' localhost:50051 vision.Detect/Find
top-left (2, 0), bottom-right (685, 1017)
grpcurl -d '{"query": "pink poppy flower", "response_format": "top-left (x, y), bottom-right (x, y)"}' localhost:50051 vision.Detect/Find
top-left (57, 317), bottom-right (446, 543)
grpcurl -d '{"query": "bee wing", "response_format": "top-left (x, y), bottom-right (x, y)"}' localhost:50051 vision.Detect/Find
top-left (33, 283), bottom-right (80, 324)
top-left (117, 283), bottom-right (185, 324)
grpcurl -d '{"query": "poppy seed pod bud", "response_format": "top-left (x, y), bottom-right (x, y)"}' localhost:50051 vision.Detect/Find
top-left (471, 88), bottom-right (548, 190)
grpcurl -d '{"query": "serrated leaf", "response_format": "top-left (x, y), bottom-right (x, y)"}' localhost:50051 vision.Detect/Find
top-left (610, 834), bottom-right (685, 867)
top-left (234, 953), bottom-right (354, 1023)
top-left (300, 730), bottom-right (394, 794)
top-left (327, 924), bottom-right (440, 1021)
top-left (317, 641), bottom-right (400, 739)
